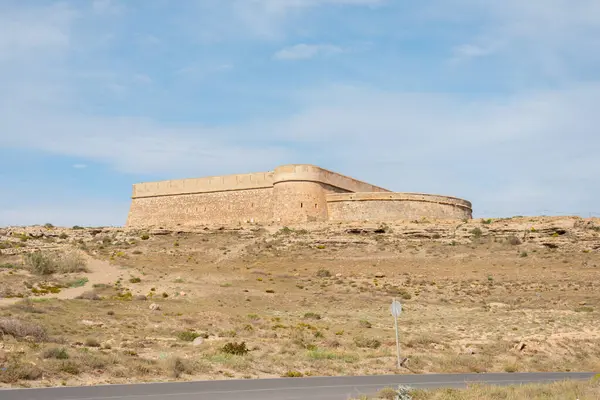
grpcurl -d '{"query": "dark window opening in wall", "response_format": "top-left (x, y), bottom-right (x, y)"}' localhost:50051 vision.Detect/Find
top-left (300, 202), bottom-right (303, 208)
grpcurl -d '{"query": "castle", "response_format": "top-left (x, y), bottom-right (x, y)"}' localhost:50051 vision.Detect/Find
top-left (125, 164), bottom-right (472, 228)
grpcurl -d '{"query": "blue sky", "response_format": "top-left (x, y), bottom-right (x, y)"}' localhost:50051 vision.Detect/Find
top-left (1, 0), bottom-right (599, 226)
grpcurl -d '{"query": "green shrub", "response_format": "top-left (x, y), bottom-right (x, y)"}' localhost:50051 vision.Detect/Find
top-left (43, 347), bottom-right (69, 360)
top-left (283, 370), bottom-right (303, 377)
top-left (68, 278), bottom-right (88, 288)
top-left (177, 331), bottom-right (201, 342)
top-left (140, 234), bottom-right (150, 240)
top-left (303, 312), bottom-right (322, 320)
top-left (221, 341), bottom-right (249, 355)
top-left (359, 320), bottom-right (372, 328)
top-left (129, 277), bottom-right (141, 283)
top-left (470, 227), bottom-right (483, 238)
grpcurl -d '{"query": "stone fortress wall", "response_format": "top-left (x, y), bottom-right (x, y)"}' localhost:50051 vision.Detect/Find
top-left (125, 164), bottom-right (472, 228)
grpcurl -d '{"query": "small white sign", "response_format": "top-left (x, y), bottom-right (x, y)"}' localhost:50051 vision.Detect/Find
top-left (390, 299), bottom-right (402, 318)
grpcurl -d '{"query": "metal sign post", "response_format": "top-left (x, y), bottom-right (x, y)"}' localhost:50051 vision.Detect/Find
top-left (390, 298), bottom-right (402, 369)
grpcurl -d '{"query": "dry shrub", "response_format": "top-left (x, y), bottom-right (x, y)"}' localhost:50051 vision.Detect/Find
top-left (76, 291), bottom-right (101, 300)
top-left (354, 336), bottom-right (381, 349)
top-left (0, 361), bottom-right (43, 383)
top-left (506, 235), bottom-right (522, 245)
top-left (23, 250), bottom-right (88, 275)
top-left (0, 317), bottom-right (47, 341)
top-left (164, 357), bottom-right (195, 378)
top-left (377, 387), bottom-right (399, 400)
top-left (43, 347), bottom-right (69, 360)
top-left (85, 338), bottom-right (101, 347)
top-left (23, 251), bottom-right (56, 275)
top-left (12, 298), bottom-right (45, 314)
top-left (410, 378), bottom-right (600, 400)
top-left (56, 251), bottom-right (88, 273)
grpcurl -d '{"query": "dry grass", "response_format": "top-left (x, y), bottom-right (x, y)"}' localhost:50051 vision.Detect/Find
top-left (409, 378), bottom-right (600, 399)
top-left (0, 217), bottom-right (599, 388)
top-left (23, 250), bottom-right (88, 275)
top-left (0, 317), bottom-right (47, 341)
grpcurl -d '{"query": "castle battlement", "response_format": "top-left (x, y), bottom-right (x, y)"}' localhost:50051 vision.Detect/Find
top-left (125, 164), bottom-right (472, 228)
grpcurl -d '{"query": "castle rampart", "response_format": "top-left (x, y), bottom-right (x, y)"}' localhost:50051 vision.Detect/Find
top-left (125, 164), bottom-right (472, 228)
top-left (326, 192), bottom-right (473, 222)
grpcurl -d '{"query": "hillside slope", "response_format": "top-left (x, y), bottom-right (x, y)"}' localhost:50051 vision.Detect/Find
top-left (0, 216), bottom-right (599, 387)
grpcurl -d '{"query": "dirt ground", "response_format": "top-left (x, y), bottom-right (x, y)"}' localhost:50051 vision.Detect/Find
top-left (0, 216), bottom-right (599, 388)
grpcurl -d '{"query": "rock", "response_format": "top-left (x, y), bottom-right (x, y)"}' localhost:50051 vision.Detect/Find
top-left (80, 320), bottom-right (103, 327)
top-left (374, 272), bottom-right (385, 278)
top-left (514, 342), bottom-right (526, 351)
top-left (335, 273), bottom-right (343, 278)
top-left (192, 337), bottom-right (204, 346)
top-left (134, 295), bottom-right (147, 301)
top-left (179, 292), bottom-right (186, 297)
top-left (579, 301), bottom-right (587, 306)
top-left (149, 303), bottom-right (161, 311)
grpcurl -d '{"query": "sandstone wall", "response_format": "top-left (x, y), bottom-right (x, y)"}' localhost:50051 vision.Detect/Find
top-left (131, 171), bottom-right (274, 198)
top-left (126, 188), bottom-right (273, 228)
top-left (125, 164), bottom-right (472, 228)
top-left (326, 192), bottom-right (473, 222)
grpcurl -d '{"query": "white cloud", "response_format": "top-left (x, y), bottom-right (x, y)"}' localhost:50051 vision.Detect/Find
top-left (133, 73), bottom-right (152, 85)
top-left (2, 80), bottom-right (598, 217)
top-left (92, 0), bottom-right (125, 16)
top-left (451, 43), bottom-right (499, 62)
top-left (0, 0), bottom-right (598, 223)
top-left (440, 0), bottom-right (600, 78)
top-left (230, 0), bottom-right (387, 38)
top-left (273, 43), bottom-right (343, 60)
top-left (0, 3), bottom-right (76, 60)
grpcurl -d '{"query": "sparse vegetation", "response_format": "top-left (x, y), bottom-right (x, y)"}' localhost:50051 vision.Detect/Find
top-left (221, 341), bottom-right (249, 355)
top-left (43, 347), bottom-right (69, 360)
top-left (23, 250), bottom-right (88, 275)
top-left (177, 331), bottom-right (201, 341)
top-left (316, 268), bottom-right (331, 277)
top-left (0, 317), bottom-right (47, 341)
top-left (470, 227), bottom-right (483, 238)
top-left (354, 336), bottom-right (382, 349)
top-left (0, 216), bottom-right (599, 388)
top-left (407, 379), bottom-right (600, 400)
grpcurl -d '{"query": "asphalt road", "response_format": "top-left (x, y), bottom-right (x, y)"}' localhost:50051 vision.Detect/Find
top-left (1, 372), bottom-right (596, 400)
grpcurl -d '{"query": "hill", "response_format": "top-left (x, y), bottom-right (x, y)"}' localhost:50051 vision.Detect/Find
top-left (0, 216), bottom-right (599, 387)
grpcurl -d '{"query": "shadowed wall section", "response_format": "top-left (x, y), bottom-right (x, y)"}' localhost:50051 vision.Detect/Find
top-left (125, 164), bottom-right (472, 228)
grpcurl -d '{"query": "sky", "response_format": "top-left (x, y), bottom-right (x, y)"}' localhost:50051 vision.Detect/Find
top-left (1, 0), bottom-right (599, 227)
